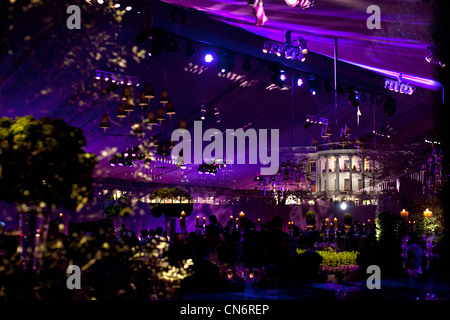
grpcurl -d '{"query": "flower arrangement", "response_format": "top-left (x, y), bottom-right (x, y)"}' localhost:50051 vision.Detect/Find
top-left (150, 187), bottom-right (193, 203)
top-left (318, 250), bottom-right (358, 282)
top-left (103, 195), bottom-right (132, 218)
top-left (295, 248), bottom-right (358, 282)
top-left (149, 187), bottom-right (193, 218)
top-left (321, 265), bottom-right (358, 282)
top-left (317, 250), bottom-right (358, 267)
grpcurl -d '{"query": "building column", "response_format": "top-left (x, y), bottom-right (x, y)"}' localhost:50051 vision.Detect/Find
top-left (325, 155), bottom-right (329, 196)
top-left (362, 157), bottom-right (365, 189)
top-left (372, 159), bottom-right (376, 189)
top-left (317, 156), bottom-right (321, 192)
top-left (335, 155), bottom-right (340, 198)
top-left (349, 155), bottom-right (353, 196)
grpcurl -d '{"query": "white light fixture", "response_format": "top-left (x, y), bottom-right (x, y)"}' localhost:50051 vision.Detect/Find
top-left (340, 202), bottom-right (347, 210)
top-left (305, 114), bottom-right (328, 126)
top-left (298, 37), bottom-right (308, 55)
top-left (95, 70), bottom-right (140, 87)
top-left (285, 0), bottom-right (299, 7)
top-left (385, 77), bottom-right (416, 95)
top-left (200, 105), bottom-right (206, 120)
top-left (426, 47), bottom-right (445, 68)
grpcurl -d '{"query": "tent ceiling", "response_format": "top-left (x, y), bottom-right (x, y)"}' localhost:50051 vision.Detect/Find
top-left (160, 0), bottom-right (439, 88)
top-left (0, 0), bottom-right (440, 191)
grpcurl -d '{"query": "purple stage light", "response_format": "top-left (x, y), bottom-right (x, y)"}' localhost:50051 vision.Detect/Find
top-left (204, 53), bottom-right (214, 63)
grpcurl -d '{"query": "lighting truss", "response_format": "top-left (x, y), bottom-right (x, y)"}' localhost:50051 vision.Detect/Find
top-left (425, 47), bottom-right (445, 68)
top-left (262, 35), bottom-right (308, 62)
top-left (305, 114), bottom-right (328, 126)
top-left (425, 139), bottom-right (441, 145)
top-left (95, 70), bottom-right (140, 86)
top-left (372, 130), bottom-right (391, 139)
top-left (384, 77), bottom-right (415, 95)
top-left (198, 162), bottom-right (226, 175)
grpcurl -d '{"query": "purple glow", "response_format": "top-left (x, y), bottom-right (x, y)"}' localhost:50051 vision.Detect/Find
top-left (341, 59), bottom-right (441, 90)
top-left (204, 53), bottom-right (214, 63)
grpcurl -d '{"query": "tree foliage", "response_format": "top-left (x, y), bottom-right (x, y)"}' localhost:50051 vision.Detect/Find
top-left (375, 211), bottom-right (402, 246)
top-left (149, 187), bottom-right (194, 218)
top-left (305, 210), bottom-right (316, 225)
top-left (0, 115), bottom-right (97, 210)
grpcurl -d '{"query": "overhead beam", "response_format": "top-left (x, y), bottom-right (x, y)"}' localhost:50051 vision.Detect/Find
top-left (147, 1), bottom-right (388, 95)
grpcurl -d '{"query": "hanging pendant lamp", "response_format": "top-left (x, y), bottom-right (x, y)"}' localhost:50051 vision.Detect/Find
top-left (139, 92), bottom-right (148, 108)
top-left (160, 89), bottom-right (169, 106)
top-left (144, 84), bottom-right (155, 100)
top-left (166, 100), bottom-right (175, 119)
top-left (147, 110), bottom-right (157, 129)
top-left (100, 113), bottom-right (110, 130)
top-left (122, 86), bottom-right (132, 101)
top-left (178, 118), bottom-right (187, 129)
top-left (116, 103), bottom-right (126, 126)
top-left (156, 106), bottom-right (165, 124)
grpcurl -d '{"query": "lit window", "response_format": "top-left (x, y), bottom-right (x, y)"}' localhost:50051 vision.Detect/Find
top-left (344, 160), bottom-right (350, 170)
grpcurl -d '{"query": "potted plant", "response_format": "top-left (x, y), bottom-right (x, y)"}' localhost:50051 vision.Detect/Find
top-left (305, 211), bottom-right (316, 230)
top-left (343, 212), bottom-right (353, 226)
top-left (343, 212), bottom-right (353, 235)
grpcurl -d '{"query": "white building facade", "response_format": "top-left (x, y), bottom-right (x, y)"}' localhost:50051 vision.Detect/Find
top-left (307, 148), bottom-right (379, 205)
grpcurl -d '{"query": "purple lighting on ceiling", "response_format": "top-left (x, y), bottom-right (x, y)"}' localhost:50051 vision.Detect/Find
top-left (341, 60), bottom-right (441, 90)
top-left (204, 53), bottom-right (214, 63)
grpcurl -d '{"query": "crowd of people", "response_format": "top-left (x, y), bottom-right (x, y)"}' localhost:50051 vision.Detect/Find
top-left (0, 213), bottom-right (449, 299)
